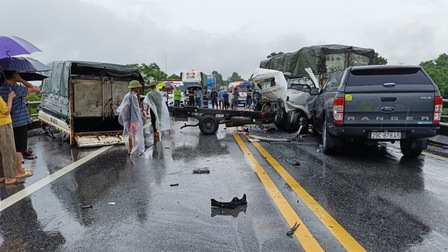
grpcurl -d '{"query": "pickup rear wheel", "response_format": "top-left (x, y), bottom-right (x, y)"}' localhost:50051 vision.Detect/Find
top-left (199, 114), bottom-right (219, 135)
top-left (400, 139), bottom-right (426, 158)
top-left (322, 119), bottom-right (337, 155)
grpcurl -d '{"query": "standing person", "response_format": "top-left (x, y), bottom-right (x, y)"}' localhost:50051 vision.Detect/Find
top-left (117, 80), bottom-right (144, 156)
top-left (232, 87), bottom-right (239, 110)
top-left (195, 88), bottom-right (202, 108)
top-left (218, 87), bottom-right (225, 109)
top-left (160, 87), bottom-right (169, 107)
top-left (0, 89), bottom-right (22, 184)
top-left (187, 87), bottom-right (195, 106)
top-left (223, 90), bottom-right (230, 110)
top-left (0, 71), bottom-right (40, 178)
top-left (244, 87), bottom-right (253, 111)
top-left (143, 83), bottom-right (171, 142)
top-left (173, 86), bottom-right (182, 107)
top-left (210, 88), bottom-right (218, 109)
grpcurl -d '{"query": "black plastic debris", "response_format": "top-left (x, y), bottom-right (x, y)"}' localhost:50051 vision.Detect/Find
top-left (193, 168), bottom-right (210, 174)
top-left (170, 183), bottom-right (179, 187)
top-left (81, 205), bottom-right (92, 209)
top-left (286, 159), bottom-right (300, 166)
top-left (211, 194), bottom-right (247, 209)
top-left (287, 222), bottom-right (300, 236)
top-left (211, 204), bottom-right (247, 217)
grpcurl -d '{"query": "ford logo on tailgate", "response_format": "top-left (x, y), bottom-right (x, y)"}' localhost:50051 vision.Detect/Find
top-left (380, 106), bottom-right (396, 113)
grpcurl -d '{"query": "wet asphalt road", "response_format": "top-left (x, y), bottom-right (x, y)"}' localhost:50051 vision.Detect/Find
top-left (1, 120), bottom-right (448, 251)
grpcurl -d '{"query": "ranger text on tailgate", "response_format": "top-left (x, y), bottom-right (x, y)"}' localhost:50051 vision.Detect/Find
top-left (311, 65), bottom-right (443, 157)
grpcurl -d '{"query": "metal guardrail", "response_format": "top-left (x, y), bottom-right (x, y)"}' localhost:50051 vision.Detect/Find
top-left (25, 99), bottom-right (448, 134)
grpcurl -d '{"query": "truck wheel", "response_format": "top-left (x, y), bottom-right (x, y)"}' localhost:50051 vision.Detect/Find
top-left (290, 111), bottom-right (308, 134)
top-left (400, 139), bottom-right (427, 158)
top-left (322, 119), bottom-right (337, 155)
top-left (199, 114), bottom-right (219, 135)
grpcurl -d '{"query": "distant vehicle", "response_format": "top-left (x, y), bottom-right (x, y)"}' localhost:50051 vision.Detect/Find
top-left (38, 61), bottom-right (144, 147)
top-left (310, 65), bottom-right (442, 157)
top-left (180, 70), bottom-right (208, 105)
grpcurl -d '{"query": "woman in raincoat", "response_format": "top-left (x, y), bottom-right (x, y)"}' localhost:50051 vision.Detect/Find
top-left (143, 83), bottom-right (171, 141)
top-left (117, 80), bottom-right (145, 155)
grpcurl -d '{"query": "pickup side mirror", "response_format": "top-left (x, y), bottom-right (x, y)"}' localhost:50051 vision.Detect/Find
top-left (310, 88), bottom-right (320, 95)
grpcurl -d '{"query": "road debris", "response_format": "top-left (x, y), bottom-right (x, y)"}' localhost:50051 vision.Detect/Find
top-left (248, 135), bottom-right (291, 142)
top-left (108, 202), bottom-right (116, 205)
top-left (170, 183), bottom-right (179, 187)
top-left (286, 159), bottom-right (301, 167)
top-left (211, 194), bottom-right (247, 209)
top-left (192, 168), bottom-right (210, 174)
top-left (81, 205), bottom-right (93, 209)
top-left (287, 222), bottom-right (300, 236)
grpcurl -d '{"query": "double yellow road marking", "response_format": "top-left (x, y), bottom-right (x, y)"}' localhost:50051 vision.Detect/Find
top-left (233, 133), bottom-right (366, 251)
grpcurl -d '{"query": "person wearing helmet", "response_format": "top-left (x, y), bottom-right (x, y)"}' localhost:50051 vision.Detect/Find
top-left (117, 80), bottom-right (145, 156)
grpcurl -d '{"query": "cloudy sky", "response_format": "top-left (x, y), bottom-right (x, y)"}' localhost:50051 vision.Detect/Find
top-left (3, 0), bottom-right (448, 80)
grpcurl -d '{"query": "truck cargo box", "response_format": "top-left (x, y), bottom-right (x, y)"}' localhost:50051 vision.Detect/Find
top-left (38, 61), bottom-right (144, 147)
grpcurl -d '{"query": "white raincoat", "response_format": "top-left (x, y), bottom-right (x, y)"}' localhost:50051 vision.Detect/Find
top-left (143, 89), bottom-right (171, 132)
top-left (117, 90), bottom-right (145, 155)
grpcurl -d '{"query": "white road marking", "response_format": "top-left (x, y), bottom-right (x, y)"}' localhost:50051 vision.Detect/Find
top-left (0, 146), bottom-right (113, 212)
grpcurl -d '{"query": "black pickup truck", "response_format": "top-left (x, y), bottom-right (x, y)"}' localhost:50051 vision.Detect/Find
top-left (310, 65), bottom-right (443, 157)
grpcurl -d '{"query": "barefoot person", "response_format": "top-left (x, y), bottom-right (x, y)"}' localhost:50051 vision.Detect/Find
top-left (0, 71), bottom-right (39, 178)
top-left (0, 89), bottom-right (23, 184)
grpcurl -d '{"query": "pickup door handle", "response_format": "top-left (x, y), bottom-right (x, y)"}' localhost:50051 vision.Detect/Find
top-left (383, 82), bottom-right (396, 87)
top-left (381, 97), bottom-right (397, 102)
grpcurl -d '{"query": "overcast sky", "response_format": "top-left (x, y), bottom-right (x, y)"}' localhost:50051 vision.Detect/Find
top-left (3, 0), bottom-right (448, 80)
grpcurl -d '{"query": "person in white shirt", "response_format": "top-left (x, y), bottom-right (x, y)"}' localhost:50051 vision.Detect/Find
top-left (160, 88), bottom-right (169, 107)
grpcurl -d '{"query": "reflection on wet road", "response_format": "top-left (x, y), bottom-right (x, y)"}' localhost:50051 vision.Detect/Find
top-left (0, 122), bottom-right (447, 251)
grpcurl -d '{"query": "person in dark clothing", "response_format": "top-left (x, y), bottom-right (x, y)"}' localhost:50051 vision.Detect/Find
top-left (187, 87), bottom-right (195, 106)
top-left (223, 91), bottom-right (230, 110)
top-left (210, 88), bottom-right (218, 109)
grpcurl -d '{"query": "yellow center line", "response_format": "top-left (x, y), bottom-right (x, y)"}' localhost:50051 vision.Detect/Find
top-left (233, 134), bottom-right (324, 252)
top-left (249, 137), bottom-right (366, 252)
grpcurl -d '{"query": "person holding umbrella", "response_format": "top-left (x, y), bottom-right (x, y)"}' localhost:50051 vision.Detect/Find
top-left (0, 71), bottom-right (40, 178)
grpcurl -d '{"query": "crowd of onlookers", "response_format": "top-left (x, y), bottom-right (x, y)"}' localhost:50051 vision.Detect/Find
top-left (171, 86), bottom-right (254, 111)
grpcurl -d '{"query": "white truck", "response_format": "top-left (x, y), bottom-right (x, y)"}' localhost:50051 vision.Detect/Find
top-left (256, 44), bottom-right (375, 133)
top-left (38, 61), bottom-right (144, 147)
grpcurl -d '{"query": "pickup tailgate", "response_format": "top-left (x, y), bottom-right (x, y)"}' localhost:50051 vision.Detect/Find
top-left (343, 66), bottom-right (436, 127)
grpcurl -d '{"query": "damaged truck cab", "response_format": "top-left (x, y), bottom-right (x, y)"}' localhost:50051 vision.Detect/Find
top-left (38, 61), bottom-right (144, 147)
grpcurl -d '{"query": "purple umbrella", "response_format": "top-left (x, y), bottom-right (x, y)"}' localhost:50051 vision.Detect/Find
top-left (0, 57), bottom-right (49, 72)
top-left (0, 35), bottom-right (42, 59)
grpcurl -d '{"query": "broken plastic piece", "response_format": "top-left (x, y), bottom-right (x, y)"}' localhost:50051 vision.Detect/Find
top-left (287, 222), bottom-right (300, 236)
top-left (192, 168), bottom-right (210, 174)
top-left (170, 183), bottom-right (179, 187)
top-left (286, 159), bottom-right (300, 166)
top-left (81, 205), bottom-right (92, 209)
top-left (211, 194), bottom-right (247, 209)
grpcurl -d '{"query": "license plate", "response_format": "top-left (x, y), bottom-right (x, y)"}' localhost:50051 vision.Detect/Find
top-left (370, 132), bottom-right (401, 139)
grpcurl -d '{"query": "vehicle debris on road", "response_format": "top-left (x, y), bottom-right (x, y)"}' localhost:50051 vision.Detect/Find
top-left (211, 194), bottom-right (247, 209)
top-left (287, 222), bottom-right (300, 236)
top-left (192, 168), bottom-right (210, 174)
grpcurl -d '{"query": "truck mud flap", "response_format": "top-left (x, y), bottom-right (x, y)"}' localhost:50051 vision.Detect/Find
top-left (75, 133), bottom-right (124, 148)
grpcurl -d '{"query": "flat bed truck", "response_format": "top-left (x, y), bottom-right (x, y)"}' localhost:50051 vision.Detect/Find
top-left (169, 106), bottom-right (277, 135)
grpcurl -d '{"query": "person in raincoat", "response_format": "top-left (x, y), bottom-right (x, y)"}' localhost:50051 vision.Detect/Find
top-left (117, 80), bottom-right (145, 156)
top-left (143, 83), bottom-right (171, 141)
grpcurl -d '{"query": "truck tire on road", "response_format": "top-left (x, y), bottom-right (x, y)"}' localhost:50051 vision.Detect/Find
top-left (199, 114), bottom-right (219, 135)
top-left (322, 119), bottom-right (338, 155)
top-left (400, 139), bottom-right (427, 158)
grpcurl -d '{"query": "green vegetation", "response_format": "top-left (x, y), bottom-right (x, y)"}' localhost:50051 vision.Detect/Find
top-left (25, 92), bottom-right (40, 119)
top-left (421, 53), bottom-right (448, 99)
top-left (374, 52), bottom-right (388, 65)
